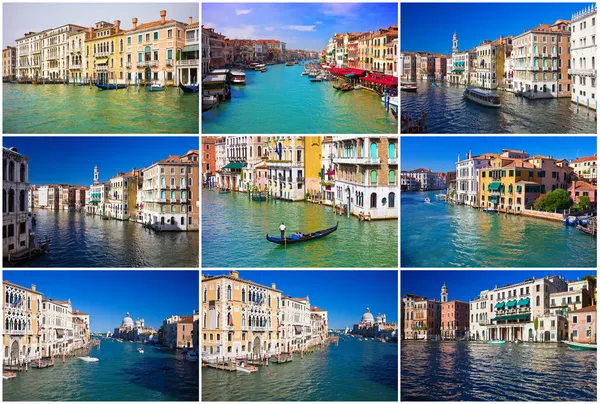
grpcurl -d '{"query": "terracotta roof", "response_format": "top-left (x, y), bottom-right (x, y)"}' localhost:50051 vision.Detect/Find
top-left (474, 153), bottom-right (501, 159)
top-left (571, 181), bottom-right (597, 191)
top-left (570, 305), bottom-right (596, 313)
top-left (311, 306), bottom-right (327, 312)
top-left (73, 310), bottom-right (88, 315)
top-left (132, 20), bottom-right (181, 32)
top-left (176, 316), bottom-right (194, 324)
top-left (504, 160), bottom-right (534, 168)
top-left (571, 155), bottom-right (597, 163)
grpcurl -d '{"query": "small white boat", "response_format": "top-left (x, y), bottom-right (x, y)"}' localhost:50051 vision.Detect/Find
top-left (231, 70), bottom-right (246, 85)
top-left (149, 84), bottom-right (165, 92)
top-left (185, 352), bottom-right (198, 362)
top-left (137, 348), bottom-right (144, 353)
top-left (424, 197), bottom-right (431, 203)
top-left (254, 64), bottom-right (266, 71)
top-left (236, 362), bottom-right (258, 373)
top-left (381, 95), bottom-right (399, 107)
top-left (464, 87), bottom-right (501, 107)
top-left (77, 356), bottom-right (99, 362)
top-left (488, 340), bottom-right (506, 344)
top-left (564, 341), bottom-right (597, 350)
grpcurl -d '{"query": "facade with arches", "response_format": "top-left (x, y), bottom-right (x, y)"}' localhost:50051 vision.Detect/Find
top-left (332, 136), bottom-right (398, 219)
top-left (569, 5), bottom-right (597, 110)
top-left (3, 147), bottom-right (31, 258)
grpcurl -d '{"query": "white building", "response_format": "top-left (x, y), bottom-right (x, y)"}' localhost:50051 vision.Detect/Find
top-left (41, 298), bottom-right (74, 357)
top-left (178, 19), bottom-right (199, 87)
top-left (401, 168), bottom-right (437, 191)
top-left (42, 24), bottom-right (87, 80)
top-left (16, 31), bottom-right (44, 80)
top-left (3, 147), bottom-right (31, 259)
top-left (569, 154), bottom-right (597, 182)
top-left (281, 296), bottom-right (312, 353)
top-left (400, 175), bottom-right (418, 191)
top-left (455, 150), bottom-right (496, 206)
top-left (569, 4), bottom-right (597, 110)
top-left (469, 290), bottom-right (491, 341)
top-left (215, 137), bottom-right (227, 188)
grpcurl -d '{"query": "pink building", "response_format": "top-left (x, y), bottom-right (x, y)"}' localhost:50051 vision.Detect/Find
top-left (402, 294), bottom-right (441, 340)
top-left (434, 55), bottom-right (447, 81)
top-left (570, 181), bottom-right (597, 205)
top-left (569, 305), bottom-right (596, 343)
top-left (441, 300), bottom-right (470, 340)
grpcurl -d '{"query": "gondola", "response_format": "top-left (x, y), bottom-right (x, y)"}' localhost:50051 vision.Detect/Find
top-left (95, 83), bottom-right (127, 90)
top-left (266, 222), bottom-right (338, 245)
top-left (179, 82), bottom-right (199, 93)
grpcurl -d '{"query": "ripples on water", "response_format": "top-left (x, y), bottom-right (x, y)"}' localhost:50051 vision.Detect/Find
top-left (202, 64), bottom-right (398, 134)
top-left (2, 84), bottom-right (199, 134)
top-left (24, 209), bottom-right (199, 267)
top-left (401, 191), bottom-right (597, 267)
top-left (202, 190), bottom-right (398, 267)
top-left (401, 81), bottom-right (597, 134)
top-left (203, 337), bottom-right (398, 401)
top-left (3, 341), bottom-right (198, 401)
top-left (401, 341), bottom-right (596, 401)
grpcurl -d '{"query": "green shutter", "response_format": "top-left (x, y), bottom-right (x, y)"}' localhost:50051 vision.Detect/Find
top-left (138, 35), bottom-right (142, 43)
top-left (154, 32), bottom-right (158, 40)
top-left (168, 49), bottom-right (172, 59)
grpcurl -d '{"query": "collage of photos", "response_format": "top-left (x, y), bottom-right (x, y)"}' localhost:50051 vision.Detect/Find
top-left (400, 1), bottom-right (598, 404)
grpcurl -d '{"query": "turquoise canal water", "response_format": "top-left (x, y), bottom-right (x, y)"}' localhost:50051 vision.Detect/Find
top-left (3, 339), bottom-right (199, 401)
top-left (19, 208), bottom-right (199, 268)
top-left (401, 191), bottom-right (597, 267)
top-left (3, 83), bottom-right (199, 134)
top-left (201, 190), bottom-right (398, 268)
top-left (402, 341), bottom-right (597, 401)
top-left (202, 336), bottom-right (398, 401)
top-left (202, 64), bottom-right (398, 134)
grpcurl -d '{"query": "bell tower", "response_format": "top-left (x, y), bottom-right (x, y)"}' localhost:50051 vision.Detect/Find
top-left (452, 32), bottom-right (458, 54)
top-left (441, 282), bottom-right (448, 303)
top-left (94, 165), bottom-right (99, 185)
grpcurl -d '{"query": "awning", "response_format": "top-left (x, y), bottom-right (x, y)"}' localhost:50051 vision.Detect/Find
top-left (56, 329), bottom-right (65, 337)
top-left (492, 314), bottom-right (530, 322)
top-left (360, 73), bottom-right (398, 87)
top-left (326, 169), bottom-right (336, 176)
top-left (183, 44), bottom-right (199, 52)
top-left (95, 58), bottom-right (109, 64)
top-left (488, 182), bottom-right (502, 191)
top-left (223, 162), bottom-right (247, 169)
top-left (495, 302), bottom-right (505, 310)
top-left (505, 300), bottom-right (517, 309)
top-left (329, 67), bottom-right (368, 76)
top-left (517, 297), bottom-right (530, 307)
top-left (294, 325), bottom-right (303, 334)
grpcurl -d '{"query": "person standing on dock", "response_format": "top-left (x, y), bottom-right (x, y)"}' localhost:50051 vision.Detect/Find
top-left (280, 222), bottom-right (286, 240)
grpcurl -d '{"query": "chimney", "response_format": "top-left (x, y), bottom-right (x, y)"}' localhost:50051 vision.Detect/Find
top-left (189, 16), bottom-right (193, 25)
top-left (132, 17), bottom-right (138, 30)
top-left (31, 284), bottom-right (36, 291)
top-left (160, 10), bottom-right (167, 25)
top-left (114, 20), bottom-right (120, 34)
top-left (272, 283), bottom-right (277, 289)
top-left (230, 271), bottom-right (239, 279)
top-left (87, 27), bottom-right (93, 35)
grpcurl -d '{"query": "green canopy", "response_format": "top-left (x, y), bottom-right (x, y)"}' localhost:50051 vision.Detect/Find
top-left (223, 162), bottom-right (247, 169)
top-left (505, 300), bottom-right (517, 309)
top-left (488, 182), bottom-right (502, 191)
top-left (495, 302), bottom-right (505, 310)
top-left (492, 313), bottom-right (530, 322)
top-left (517, 297), bottom-right (530, 307)
top-left (183, 44), bottom-right (199, 52)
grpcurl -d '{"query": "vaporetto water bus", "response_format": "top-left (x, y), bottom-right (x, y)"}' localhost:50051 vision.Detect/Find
top-left (463, 87), bottom-right (501, 107)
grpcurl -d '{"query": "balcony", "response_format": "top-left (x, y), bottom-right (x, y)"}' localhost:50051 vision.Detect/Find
top-left (96, 65), bottom-right (109, 72)
top-left (542, 53), bottom-right (549, 58)
top-left (69, 64), bottom-right (81, 69)
top-left (5, 329), bottom-right (26, 335)
top-left (46, 55), bottom-right (58, 61)
top-left (250, 326), bottom-right (266, 332)
top-left (333, 157), bottom-right (381, 165)
top-left (488, 191), bottom-right (501, 196)
top-left (125, 61), bottom-right (132, 68)
top-left (386, 53), bottom-right (394, 60)
top-left (157, 198), bottom-right (167, 203)
top-left (178, 59), bottom-right (200, 66)
top-left (96, 51), bottom-right (110, 57)
top-left (568, 68), bottom-right (596, 77)
top-left (71, 47), bottom-right (82, 53)
top-left (388, 157), bottom-right (398, 165)
top-left (149, 60), bottom-right (159, 68)
top-left (166, 59), bottom-right (173, 66)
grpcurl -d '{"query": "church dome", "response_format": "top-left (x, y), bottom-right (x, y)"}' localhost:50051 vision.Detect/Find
top-left (361, 308), bottom-right (374, 323)
top-left (375, 314), bottom-right (383, 323)
top-left (122, 312), bottom-right (134, 328)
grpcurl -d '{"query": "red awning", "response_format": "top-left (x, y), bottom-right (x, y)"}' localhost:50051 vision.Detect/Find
top-left (326, 170), bottom-right (336, 176)
top-left (329, 67), bottom-right (368, 76)
top-left (360, 73), bottom-right (398, 87)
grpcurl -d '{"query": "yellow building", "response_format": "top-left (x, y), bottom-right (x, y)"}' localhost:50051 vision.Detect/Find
top-left (3, 281), bottom-right (43, 365)
top-left (67, 30), bottom-right (87, 83)
top-left (202, 271), bottom-right (282, 359)
top-left (479, 156), bottom-right (543, 212)
top-left (85, 20), bottom-right (127, 84)
top-left (265, 136), bottom-right (322, 200)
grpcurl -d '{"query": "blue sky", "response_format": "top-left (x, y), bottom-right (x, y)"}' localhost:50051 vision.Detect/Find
top-left (3, 3), bottom-right (198, 48)
top-left (401, 3), bottom-right (589, 54)
top-left (401, 136), bottom-right (597, 173)
top-left (402, 270), bottom-right (596, 303)
top-left (3, 137), bottom-right (198, 186)
top-left (3, 270), bottom-right (199, 333)
top-left (202, 3), bottom-right (398, 51)
top-left (204, 271), bottom-right (398, 329)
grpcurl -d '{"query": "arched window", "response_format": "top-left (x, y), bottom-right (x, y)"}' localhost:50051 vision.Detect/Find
top-left (389, 170), bottom-right (396, 184)
top-left (94, 44), bottom-right (96, 54)
top-left (217, 312), bottom-right (220, 326)
top-left (242, 313), bottom-right (246, 327)
top-left (536, 296), bottom-right (540, 306)
top-left (370, 192), bottom-right (377, 208)
top-left (2, 189), bottom-right (6, 213)
top-left (203, 313), bottom-right (207, 328)
top-left (217, 286), bottom-right (220, 300)
top-left (389, 192), bottom-right (395, 208)
top-left (144, 45), bottom-right (151, 61)
top-left (258, 146), bottom-right (262, 157)
top-left (242, 288), bottom-right (246, 303)
top-left (8, 161), bottom-right (15, 181)
top-left (227, 312), bottom-right (232, 326)
top-left (19, 190), bottom-right (25, 212)
top-left (119, 39), bottom-right (123, 52)
top-left (20, 164), bottom-right (26, 182)
top-left (111, 41), bottom-right (114, 53)
top-left (388, 142), bottom-right (396, 158)
top-left (203, 288), bottom-right (207, 302)
top-left (370, 142), bottom-right (377, 158)
top-left (170, 216), bottom-right (175, 225)
top-left (370, 170), bottom-right (377, 184)
top-left (8, 189), bottom-right (15, 212)
top-left (227, 285), bottom-right (232, 300)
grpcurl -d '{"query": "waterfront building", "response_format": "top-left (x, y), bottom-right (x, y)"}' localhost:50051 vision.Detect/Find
top-left (320, 136), bottom-right (336, 205)
top-left (2, 281), bottom-right (43, 365)
top-left (455, 150), bottom-right (496, 206)
top-left (281, 296), bottom-right (312, 352)
top-left (37, 185), bottom-right (60, 210)
top-left (42, 24), bottom-right (87, 80)
top-left (400, 175), bottom-right (418, 191)
top-left (402, 294), bottom-right (441, 340)
top-left (569, 305), bottom-right (596, 343)
top-left (242, 137), bottom-right (269, 193)
top-left (201, 25), bottom-right (210, 73)
top-left (357, 32), bottom-right (374, 71)
top-left (504, 55), bottom-right (514, 89)
top-left (41, 297), bottom-right (73, 357)
top-left (58, 184), bottom-right (75, 211)
top-left (2, 46), bottom-right (17, 81)
top-left (107, 169), bottom-right (142, 221)
top-left (352, 307), bottom-right (397, 339)
top-left (512, 21), bottom-right (571, 97)
top-left (401, 168), bottom-right (437, 191)
top-left (568, 5), bottom-right (597, 110)
top-left (326, 37), bottom-right (336, 65)
top-left (415, 52), bottom-right (430, 80)
top-left (569, 154), bottom-right (597, 183)
top-left (84, 20), bottom-right (125, 84)
top-left (475, 38), bottom-right (505, 89)
top-left (266, 136), bottom-right (322, 201)
top-left (201, 271), bottom-right (282, 360)
top-left (332, 136), bottom-right (398, 219)
top-left (448, 33), bottom-right (477, 85)
top-left (66, 29), bottom-right (86, 83)
top-left (388, 38), bottom-right (398, 77)
top-left (372, 26), bottom-right (398, 74)
top-left (113, 312), bottom-right (134, 340)
top-left (214, 137), bottom-right (227, 186)
top-left (161, 312), bottom-right (196, 348)
top-left (218, 136), bottom-right (266, 192)
top-left (28, 185), bottom-right (38, 211)
top-left (202, 137), bottom-right (217, 187)
top-left (347, 36), bottom-right (359, 68)
top-left (177, 18), bottom-right (199, 86)
top-left (3, 147), bottom-right (31, 259)
top-left (72, 309), bottom-right (90, 347)
top-left (16, 31), bottom-right (44, 80)
top-left (570, 181), bottom-right (597, 205)
top-left (445, 57), bottom-right (453, 81)
top-left (124, 11), bottom-right (189, 86)
top-left (141, 149), bottom-right (199, 231)
top-left (550, 278), bottom-right (594, 315)
top-left (441, 300), bottom-right (470, 340)
top-left (74, 187), bottom-right (86, 210)
top-left (310, 306), bottom-right (328, 345)
top-left (401, 52), bottom-right (417, 81)
top-left (469, 290), bottom-right (491, 341)
top-left (256, 39), bottom-right (286, 63)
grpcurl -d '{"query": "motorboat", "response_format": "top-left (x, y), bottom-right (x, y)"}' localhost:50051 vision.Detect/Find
top-left (148, 83), bottom-right (165, 92)
top-left (564, 341), bottom-right (597, 350)
top-left (77, 356), bottom-right (99, 362)
top-left (464, 87), bottom-right (501, 107)
top-left (285, 62), bottom-right (295, 66)
top-left (236, 362), bottom-right (258, 373)
top-left (564, 216), bottom-right (578, 226)
top-left (231, 70), bottom-right (246, 85)
top-left (481, 208), bottom-right (497, 213)
top-left (254, 64), bottom-right (266, 71)
top-left (382, 95), bottom-right (399, 107)
top-left (301, 71), bottom-right (309, 76)
top-left (488, 340), bottom-right (506, 344)
top-left (400, 83), bottom-right (417, 92)
top-left (424, 197), bottom-right (431, 203)
top-left (202, 95), bottom-right (219, 112)
top-left (137, 348), bottom-right (144, 353)
top-left (3, 371), bottom-right (17, 380)
top-left (185, 352), bottom-right (198, 362)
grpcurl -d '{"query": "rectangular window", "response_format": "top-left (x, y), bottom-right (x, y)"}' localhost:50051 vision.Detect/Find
top-left (154, 32), bottom-right (158, 40)
top-left (146, 33), bottom-right (150, 42)
top-left (168, 29), bottom-right (173, 38)
top-left (168, 49), bottom-right (172, 60)
top-left (127, 37), bottom-right (131, 45)
top-left (138, 35), bottom-right (142, 43)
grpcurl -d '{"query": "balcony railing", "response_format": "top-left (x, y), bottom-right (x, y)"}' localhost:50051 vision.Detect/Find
top-left (96, 51), bottom-right (110, 57)
top-left (136, 61), bottom-right (146, 68)
top-left (4, 329), bottom-right (26, 335)
top-left (568, 68), bottom-right (596, 77)
top-left (71, 47), bottom-right (82, 53)
top-left (157, 198), bottom-right (167, 203)
top-left (69, 64), bottom-right (81, 69)
top-left (96, 65), bottom-right (109, 71)
top-left (388, 157), bottom-right (398, 165)
top-left (385, 53), bottom-right (394, 59)
top-left (250, 326), bottom-right (266, 332)
top-left (333, 157), bottom-right (380, 165)
top-left (125, 61), bottom-right (132, 68)
top-left (166, 59), bottom-right (173, 66)
top-left (178, 59), bottom-right (200, 66)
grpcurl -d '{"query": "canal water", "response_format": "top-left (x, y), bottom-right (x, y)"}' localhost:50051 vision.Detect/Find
top-left (202, 64), bottom-right (398, 134)
top-left (3, 339), bottom-right (199, 401)
top-left (401, 191), bottom-right (597, 268)
top-left (401, 81), bottom-right (597, 134)
top-left (201, 190), bottom-right (398, 268)
top-left (2, 83), bottom-right (199, 134)
top-left (22, 208), bottom-right (199, 268)
top-left (401, 341), bottom-right (597, 401)
top-left (202, 336), bottom-right (398, 401)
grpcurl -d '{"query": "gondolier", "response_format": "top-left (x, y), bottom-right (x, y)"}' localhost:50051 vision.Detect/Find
top-left (279, 223), bottom-right (286, 239)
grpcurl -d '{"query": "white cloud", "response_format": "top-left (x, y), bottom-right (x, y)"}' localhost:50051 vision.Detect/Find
top-left (264, 26), bottom-right (275, 32)
top-left (322, 4), bottom-right (360, 17)
top-left (315, 21), bottom-right (323, 25)
top-left (235, 8), bottom-right (252, 16)
top-left (202, 21), bottom-right (217, 29)
top-left (283, 25), bottom-right (317, 32)
top-left (219, 24), bottom-right (258, 39)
